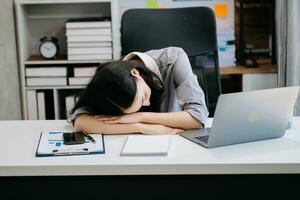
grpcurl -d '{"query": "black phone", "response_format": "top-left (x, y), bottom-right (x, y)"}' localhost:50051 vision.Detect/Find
top-left (63, 132), bottom-right (85, 145)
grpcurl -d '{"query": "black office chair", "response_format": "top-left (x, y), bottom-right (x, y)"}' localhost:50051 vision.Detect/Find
top-left (121, 7), bottom-right (222, 117)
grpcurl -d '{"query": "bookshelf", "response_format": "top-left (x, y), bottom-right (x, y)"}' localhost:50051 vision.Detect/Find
top-left (234, 0), bottom-right (276, 67)
top-left (14, 0), bottom-right (120, 120)
top-left (220, 0), bottom-right (277, 93)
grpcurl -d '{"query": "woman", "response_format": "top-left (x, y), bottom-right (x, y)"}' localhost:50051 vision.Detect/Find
top-left (71, 47), bottom-right (209, 135)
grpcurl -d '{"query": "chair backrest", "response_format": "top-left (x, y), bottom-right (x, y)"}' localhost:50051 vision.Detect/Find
top-left (121, 7), bottom-right (222, 116)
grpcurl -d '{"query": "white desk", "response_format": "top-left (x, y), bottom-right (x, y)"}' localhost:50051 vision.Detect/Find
top-left (1, 118), bottom-right (300, 177)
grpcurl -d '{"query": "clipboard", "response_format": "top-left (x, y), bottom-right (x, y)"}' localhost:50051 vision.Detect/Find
top-left (35, 131), bottom-right (105, 157)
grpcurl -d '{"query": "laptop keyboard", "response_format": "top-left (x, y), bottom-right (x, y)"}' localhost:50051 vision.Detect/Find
top-left (194, 135), bottom-right (210, 143)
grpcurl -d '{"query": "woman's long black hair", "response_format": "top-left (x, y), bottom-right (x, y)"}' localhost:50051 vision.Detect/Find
top-left (71, 60), bottom-right (164, 116)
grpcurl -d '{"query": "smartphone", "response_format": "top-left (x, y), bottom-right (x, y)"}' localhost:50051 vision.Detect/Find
top-left (63, 132), bottom-right (85, 145)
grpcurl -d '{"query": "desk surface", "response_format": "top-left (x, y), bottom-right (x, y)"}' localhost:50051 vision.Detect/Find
top-left (1, 118), bottom-right (300, 176)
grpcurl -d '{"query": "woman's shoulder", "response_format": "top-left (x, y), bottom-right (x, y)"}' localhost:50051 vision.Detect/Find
top-left (145, 46), bottom-right (186, 65)
top-left (145, 47), bottom-right (188, 79)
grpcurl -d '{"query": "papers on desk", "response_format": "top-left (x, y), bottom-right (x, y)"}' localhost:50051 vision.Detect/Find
top-left (120, 135), bottom-right (172, 156)
top-left (36, 131), bottom-right (105, 157)
top-left (218, 29), bottom-right (236, 67)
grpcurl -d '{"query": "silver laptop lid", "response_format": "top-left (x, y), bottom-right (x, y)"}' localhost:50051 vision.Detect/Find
top-left (207, 87), bottom-right (299, 148)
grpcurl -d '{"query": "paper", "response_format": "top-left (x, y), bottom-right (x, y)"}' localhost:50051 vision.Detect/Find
top-left (217, 29), bottom-right (236, 67)
top-left (145, 0), bottom-right (159, 8)
top-left (214, 3), bottom-right (228, 19)
top-left (36, 131), bottom-right (104, 156)
top-left (121, 135), bottom-right (171, 156)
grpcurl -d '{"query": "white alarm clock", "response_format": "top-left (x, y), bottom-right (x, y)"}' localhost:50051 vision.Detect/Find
top-left (39, 37), bottom-right (59, 59)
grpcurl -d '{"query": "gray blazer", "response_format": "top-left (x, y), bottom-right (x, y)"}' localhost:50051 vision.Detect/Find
top-left (146, 47), bottom-right (208, 125)
top-left (71, 47), bottom-right (209, 125)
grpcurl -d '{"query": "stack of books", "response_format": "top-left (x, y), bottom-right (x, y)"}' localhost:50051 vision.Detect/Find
top-left (217, 29), bottom-right (236, 67)
top-left (66, 17), bottom-right (113, 61)
top-left (69, 66), bottom-right (97, 85)
top-left (26, 90), bottom-right (54, 120)
top-left (25, 67), bottom-right (67, 86)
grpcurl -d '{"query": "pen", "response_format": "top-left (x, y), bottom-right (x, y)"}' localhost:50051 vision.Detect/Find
top-left (82, 131), bottom-right (96, 144)
top-left (52, 148), bottom-right (89, 155)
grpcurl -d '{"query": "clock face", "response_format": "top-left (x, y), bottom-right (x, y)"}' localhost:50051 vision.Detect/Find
top-left (40, 41), bottom-right (57, 59)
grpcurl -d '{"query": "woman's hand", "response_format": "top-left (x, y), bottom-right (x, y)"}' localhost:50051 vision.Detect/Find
top-left (94, 113), bottom-right (143, 124)
top-left (138, 123), bottom-right (183, 135)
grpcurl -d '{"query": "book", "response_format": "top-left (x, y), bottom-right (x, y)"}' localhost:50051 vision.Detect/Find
top-left (26, 90), bottom-right (38, 120)
top-left (67, 35), bottom-right (112, 42)
top-left (26, 77), bottom-right (67, 86)
top-left (66, 28), bottom-right (112, 36)
top-left (26, 67), bottom-right (67, 77)
top-left (69, 77), bottom-right (92, 85)
top-left (44, 90), bottom-right (55, 120)
top-left (66, 20), bottom-right (111, 29)
top-left (36, 131), bottom-right (105, 157)
top-left (37, 92), bottom-right (46, 120)
top-left (65, 95), bottom-right (76, 117)
top-left (120, 135), bottom-right (172, 156)
top-left (68, 41), bottom-right (112, 48)
top-left (68, 47), bottom-right (112, 55)
top-left (68, 54), bottom-right (112, 61)
top-left (74, 66), bottom-right (97, 77)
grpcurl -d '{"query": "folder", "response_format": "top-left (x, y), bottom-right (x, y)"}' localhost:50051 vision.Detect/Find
top-left (36, 131), bottom-right (105, 157)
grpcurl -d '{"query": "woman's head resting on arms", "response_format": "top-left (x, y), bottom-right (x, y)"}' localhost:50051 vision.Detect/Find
top-left (72, 60), bottom-right (164, 116)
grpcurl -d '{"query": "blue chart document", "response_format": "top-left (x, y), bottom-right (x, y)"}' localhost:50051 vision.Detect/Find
top-left (36, 131), bottom-right (105, 157)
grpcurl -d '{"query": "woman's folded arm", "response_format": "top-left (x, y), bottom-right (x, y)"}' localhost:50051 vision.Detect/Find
top-left (74, 114), bottom-right (141, 134)
top-left (74, 114), bottom-right (183, 135)
top-left (140, 111), bottom-right (203, 129)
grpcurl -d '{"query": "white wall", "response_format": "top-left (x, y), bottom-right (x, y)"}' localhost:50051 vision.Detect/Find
top-left (119, 0), bottom-right (234, 30)
top-left (0, 0), bottom-right (22, 120)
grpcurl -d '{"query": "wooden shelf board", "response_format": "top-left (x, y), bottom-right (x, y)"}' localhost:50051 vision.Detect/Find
top-left (17, 0), bottom-right (111, 5)
top-left (25, 85), bottom-right (86, 90)
top-left (235, 1), bottom-right (273, 8)
top-left (220, 65), bottom-right (277, 75)
top-left (25, 55), bottom-right (110, 65)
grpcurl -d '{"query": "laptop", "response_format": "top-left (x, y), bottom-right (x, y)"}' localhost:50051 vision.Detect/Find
top-left (179, 87), bottom-right (300, 148)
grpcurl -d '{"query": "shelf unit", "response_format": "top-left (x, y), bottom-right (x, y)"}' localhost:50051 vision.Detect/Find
top-left (234, 0), bottom-right (276, 67)
top-left (220, 59), bottom-right (277, 93)
top-left (14, 0), bottom-right (120, 120)
top-left (220, 0), bottom-right (278, 94)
